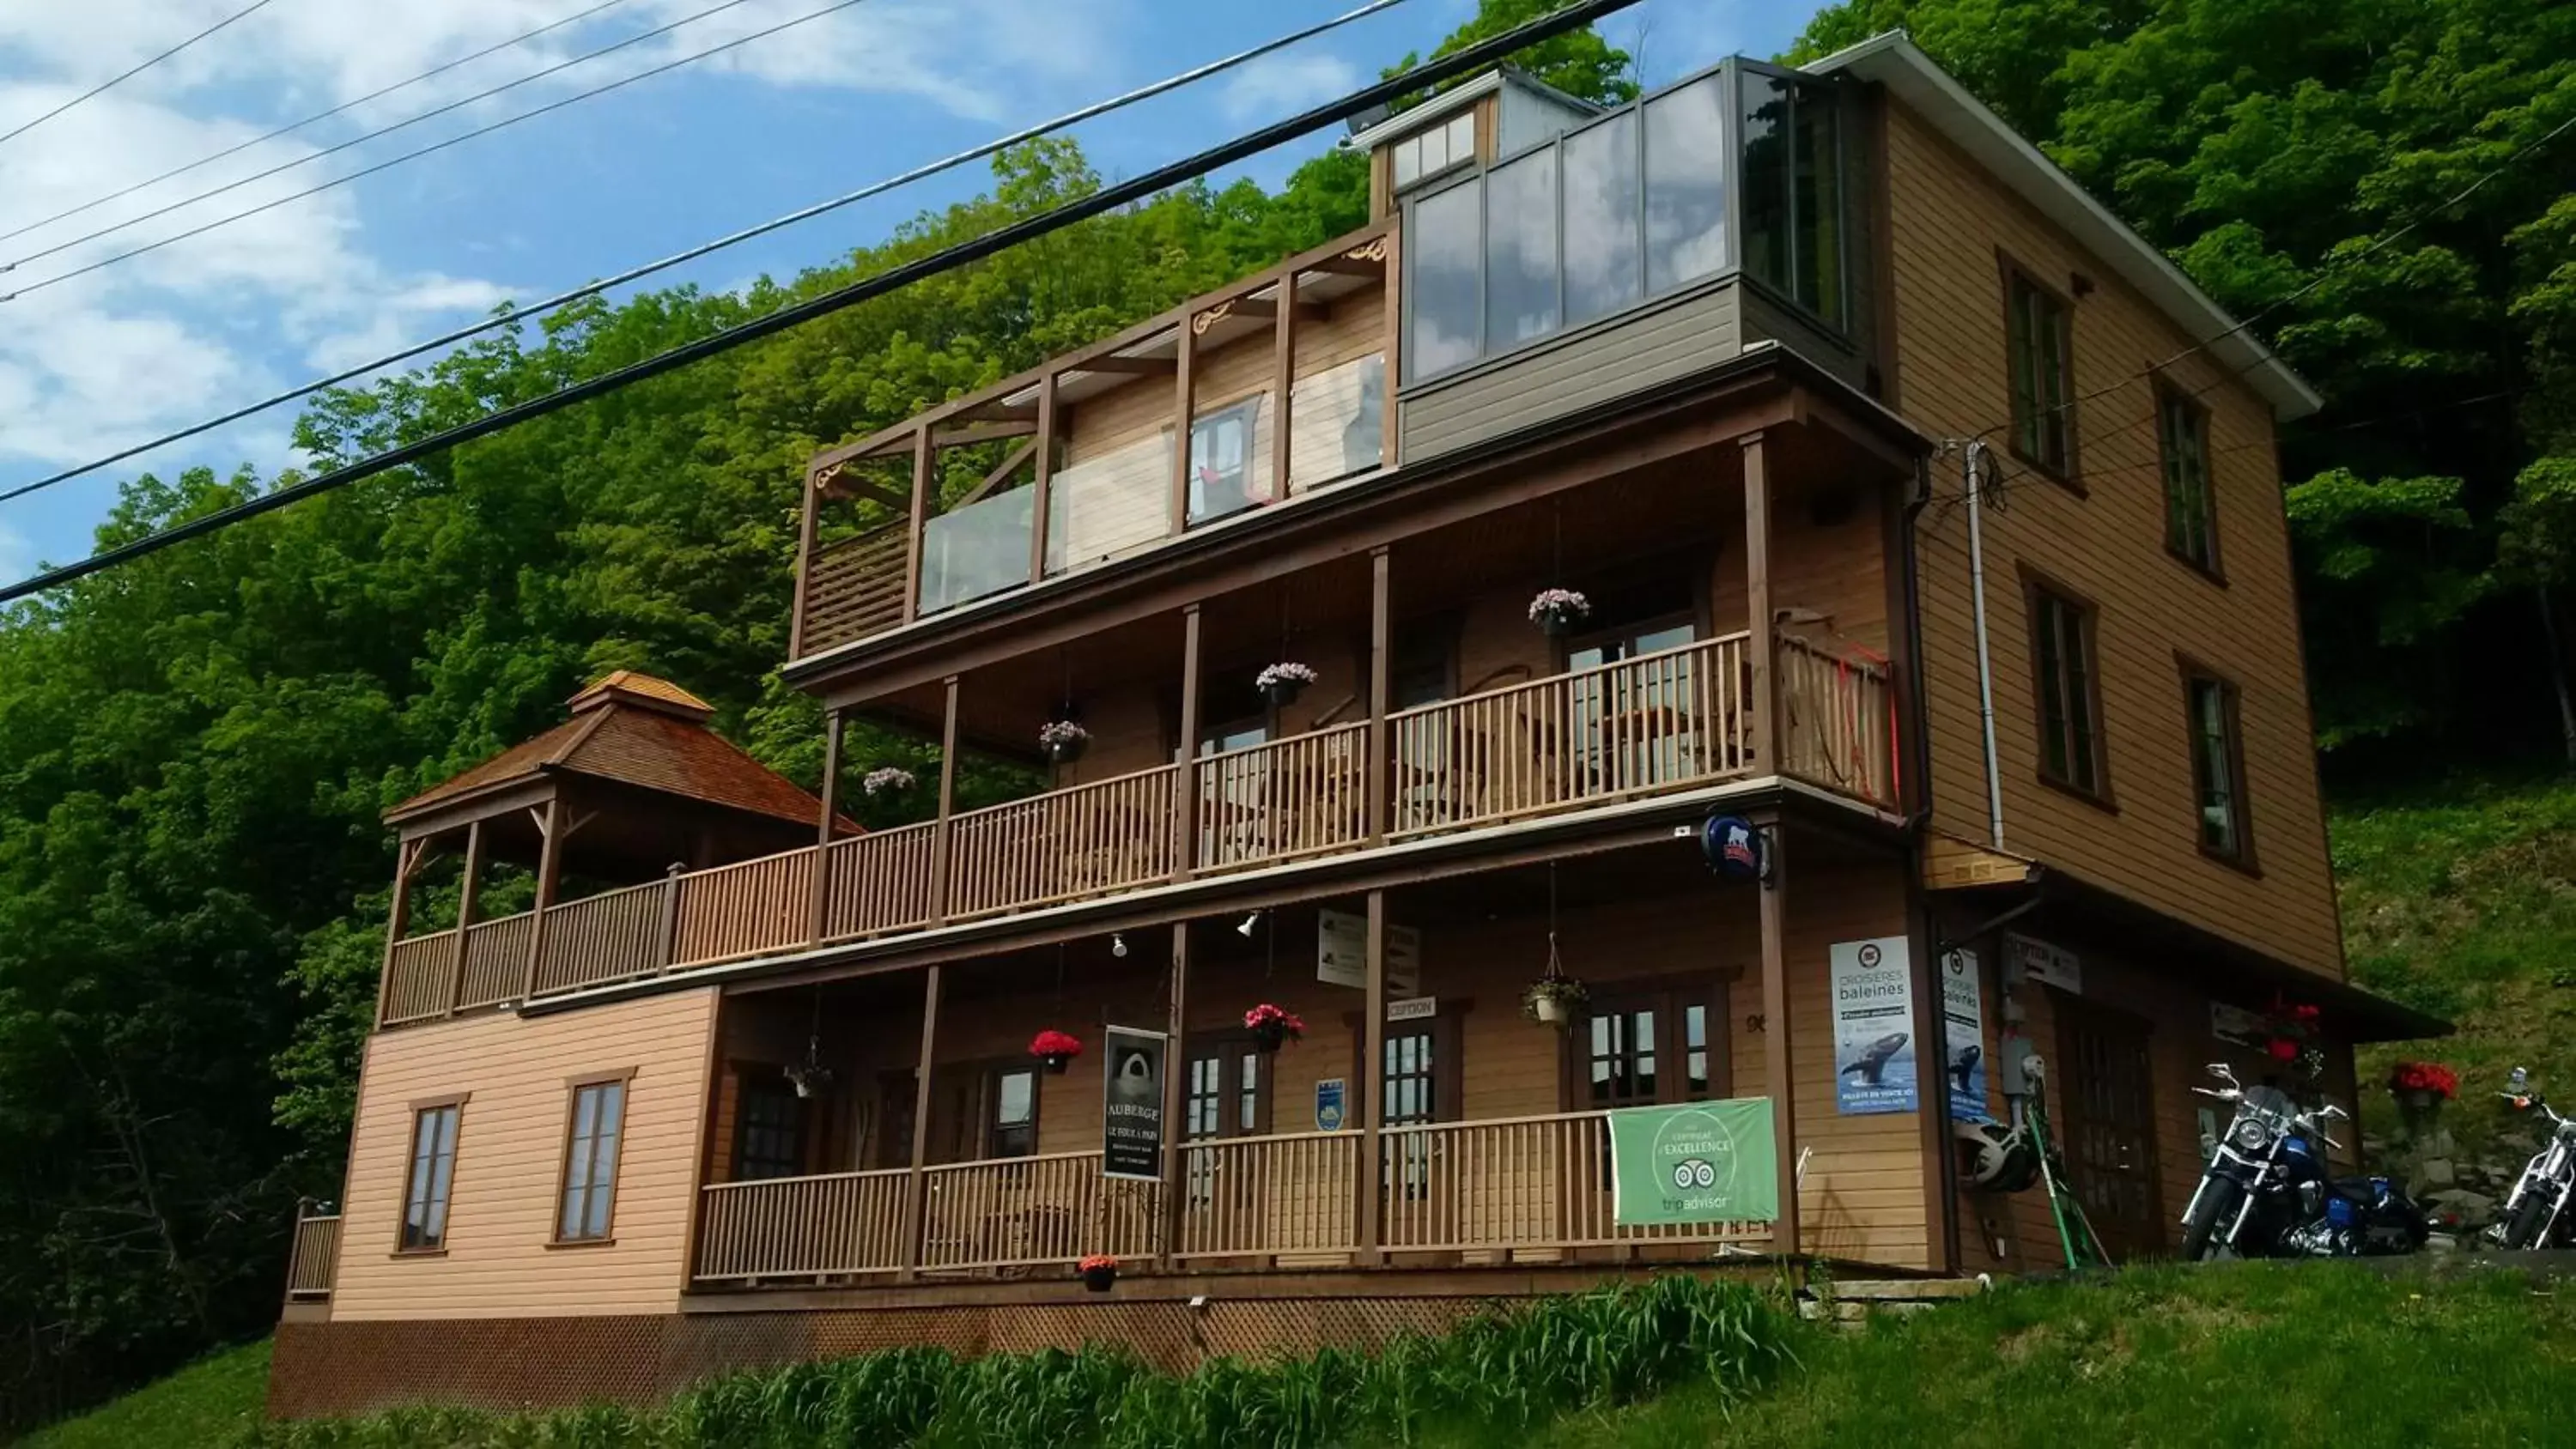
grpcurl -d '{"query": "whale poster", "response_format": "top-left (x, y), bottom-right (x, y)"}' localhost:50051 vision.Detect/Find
top-left (1941, 948), bottom-right (1990, 1121)
top-left (1829, 937), bottom-right (1917, 1115)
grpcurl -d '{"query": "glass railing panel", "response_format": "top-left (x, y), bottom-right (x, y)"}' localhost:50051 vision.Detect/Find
top-left (919, 484), bottom-right (1033, 615)
top-left (1046, 433), bottom-right (1167, 576)
top-left (1288, 353), bottom-right (1385, 493)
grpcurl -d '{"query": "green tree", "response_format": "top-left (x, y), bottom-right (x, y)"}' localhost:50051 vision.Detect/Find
top-left (1386, 0), bottom-right (1641, 108)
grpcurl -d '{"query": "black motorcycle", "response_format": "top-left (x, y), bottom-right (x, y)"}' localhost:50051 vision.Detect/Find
top-left (2178, 1062), bottom-right (2428, 1260)
top-left (2494, 1067), bottom-right (2576, 1251)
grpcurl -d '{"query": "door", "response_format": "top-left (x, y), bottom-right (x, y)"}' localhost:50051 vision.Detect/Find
top-left (2055, 1001), bottom-right (2164, 1258)
top-left (1180, 1038), bottom-right (1271, 1247)
top-left (1566, 618), bottom-right (1701, 793)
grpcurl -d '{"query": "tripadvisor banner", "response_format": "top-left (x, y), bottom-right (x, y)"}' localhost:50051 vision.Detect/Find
top-left (1608, 1098), bottom-right (1778, 1226)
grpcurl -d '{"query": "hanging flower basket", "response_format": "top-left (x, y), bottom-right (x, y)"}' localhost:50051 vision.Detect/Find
top-left (1039, 718), bottom-right (1091, 763)
top-left (861, 766), bottom-right (916, 797)
top-left (2388, 1060), bottom-right (2458, 1132)
top-left (2258, 996), bottom-right (2323, 1076)
top-left (1255, 662), bottom-right (1317, 708)
top-left (1522, 975), bottom-right (1589, 1028)
top-left (1243, 1003), bottom-right (1305, 1053)
top-left (1030, 1029), bottom-right (1084, 1075)
top-left (1078, 1253), bottom-right (1119, 1292)
top-left (1528, 588), bottom-right (1591, 638)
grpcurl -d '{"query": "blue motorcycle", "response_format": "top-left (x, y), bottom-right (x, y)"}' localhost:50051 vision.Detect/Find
top-left (2178, 1063), bottom-right (2427, 1260)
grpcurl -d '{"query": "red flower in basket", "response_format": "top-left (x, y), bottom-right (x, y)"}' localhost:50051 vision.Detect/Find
top-left (1243, 1003), bottom-right (1305, 1051)
top-left (1030, 1029), bottom-right (1084, 1074)
top-left (2388, 1061), bottom-right (2459, 1100)
top-left (2266, 1036), bottom-right (2300, 1063)
top-left (1078, 1252), bottom-right (1119, 1291)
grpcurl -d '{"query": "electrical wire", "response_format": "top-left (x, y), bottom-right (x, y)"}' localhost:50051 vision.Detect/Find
top-left (0, 0), bottom-right (640, 249)
top-left (0, 0), bottom-right (1640, 604)
top-left (0, 0), bottom-right (279, 149)
top-left (1, 0), bottom-right (793, 286)
top-left (0, 0), bottom-right (1419, 506)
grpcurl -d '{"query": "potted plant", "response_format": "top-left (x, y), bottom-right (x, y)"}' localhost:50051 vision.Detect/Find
top-left (1030, 1029), bottom-right (1084, 1076)
top-left (2388, 1060), bottom-right (2458, 1134)
top-left (1078, 1252), bottom-right (1119, 1292)
top-left (1255, 662), bottom-right (1317, 708)
top-left (1528, 588), bottom-right (1591, 638)
top-left (2258, 996), bottom-right (2324, 1077)
top-left (1243, 1003), bottom-right (1305, 1053)
top-left (1039, 718), bottom-right (1090, 764)
top-left (1522, 974), bottom-right (1589, 1028)
top-left (861, 765), bottom-right (915, 797)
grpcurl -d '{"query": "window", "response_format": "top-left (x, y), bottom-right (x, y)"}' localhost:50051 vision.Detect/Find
top-left (2184, 670), bottom-right (2252, 864)
top-left (556, 1077), bottom-right (627, 1243)
top-left (1485, 149), bottom-right (1560, 349)
top-left (2005, 267), bottom-right (2075, 479)
top-left (1740, 69), bottom-right (1845, 324)
top-left (1388, 111), bottom-right (1477, 194)
top-left (733, 1077), bottom-right (805, 1181)
top-left (987, 1065), bottom-right (1038, 1159)
top-left (398, 1100), bottom-right (463, 1252)
top-left (2159, 382), bottom-right (2218, 574)
top-left (2029, 583), bottom-right (2107, 801)
top-left (1571, 982), bottom-right (1728, 1109)
top-left (1383, 1028), bottom-right (1437, 1125)
top-left (1186, 398), bottom-right (1261, 525)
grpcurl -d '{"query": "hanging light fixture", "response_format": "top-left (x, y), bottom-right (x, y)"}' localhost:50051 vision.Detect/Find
top-left (1237, 911), bottom-right (1264, 938)
top-left (1112, 931), bottom-right (1129, 958)
top-left (783, 988), bottom-right (836, 1099)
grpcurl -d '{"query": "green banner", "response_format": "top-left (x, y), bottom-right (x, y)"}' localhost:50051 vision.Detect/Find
top-left (1608, 1098), bottom-right (1778, 1226)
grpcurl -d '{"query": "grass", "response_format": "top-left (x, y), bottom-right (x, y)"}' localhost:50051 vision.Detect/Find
top-left (15, 1340), bottom-right (270, 1449)
top-left (1536, 1262), bottom-right (2576, 1449)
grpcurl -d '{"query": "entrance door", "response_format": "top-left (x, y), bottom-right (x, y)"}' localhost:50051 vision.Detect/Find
top-left (2055, 1001), bottom-right (2164, 1258)
top-left (1180, 1039), bottom-right (1271, 1248)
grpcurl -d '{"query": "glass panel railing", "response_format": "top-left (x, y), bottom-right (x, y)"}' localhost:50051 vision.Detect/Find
top-left (919, 485), bottom-right (1033, 614)
top-left (1288, 353), bottom-right (1384, 493)
top-left (1046, 433), bottom-right (1167, 576)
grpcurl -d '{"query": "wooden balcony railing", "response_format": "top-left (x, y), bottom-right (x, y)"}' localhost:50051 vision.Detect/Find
top-left (946, 764), bottom-right (1177, 919)
top-left (1378, 1113), bottom-right (1767, 1253)
top-left (1389, 634), bottom-right (1753, 838)
top-left (822, 821), bottom-right (939, 938)
top-left (456, 912), bottom-right (534, 1009)
top-left (694, 1167), bottom-right (911, 1282)
top-left (284, 1212), bottom-right (341, 1300)
top-left (531, 879), bottom-right (665, 995)
top-left (1173, 1131), bottom-right (1360, 1259)
top-left (674, 848), bottom-right (817, 968)
top-left (1196, 721), bottom-right (1370, 872)
top-left (917, 1151), bottom-right (1163, 1273)
top-left (1778, 634), bottom-right (1899, 809)
top-left (380, 931), bottom-right (457, 1026)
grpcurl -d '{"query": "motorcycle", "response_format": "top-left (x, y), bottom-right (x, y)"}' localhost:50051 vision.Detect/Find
top-left (2493, 1067), bottom-right (2576, 1251)
top-left (2178, 1062), bottom-right (2428, 1260)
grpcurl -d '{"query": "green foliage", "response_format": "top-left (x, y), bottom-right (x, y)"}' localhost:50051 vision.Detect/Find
top-left (15, 1340), bottom-right (270, 1449)
top-left (1384, 0), bottom-right (1641, 109)
top-left (230, 1276), bottom-right (1795, 1449)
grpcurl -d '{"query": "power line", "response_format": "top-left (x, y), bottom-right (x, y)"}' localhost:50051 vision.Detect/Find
top-left (0, 0), bottom-right (1640, 605)
top-left (0, 0), bottom-right (279, 149)
top-left (0, 0), bottom-right (789, 288)
top-left (0, 0), bottom-right (1419, 507)
top-left (0, 0), bottom-right (640, 249)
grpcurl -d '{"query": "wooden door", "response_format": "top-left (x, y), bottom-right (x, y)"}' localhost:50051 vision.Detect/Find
top-left (2055, 1001), bottom-right (2164, 1258)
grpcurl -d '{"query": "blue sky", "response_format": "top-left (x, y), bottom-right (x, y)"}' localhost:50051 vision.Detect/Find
top-left (0, 0), bottom-right (1813, 581)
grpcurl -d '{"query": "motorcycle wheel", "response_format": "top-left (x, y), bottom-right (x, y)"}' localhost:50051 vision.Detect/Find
top-left (2499, 1192), bottom-right (2552, 1251)
top-left (2181, 1179), bottom-right (2244, 1261)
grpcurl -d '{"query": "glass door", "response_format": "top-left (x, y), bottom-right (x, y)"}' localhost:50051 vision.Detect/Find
top-left (1567, 619), bottom-right (1699, 795)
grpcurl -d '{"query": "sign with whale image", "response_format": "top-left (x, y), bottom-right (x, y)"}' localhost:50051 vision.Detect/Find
top-left (1830, 937), bottom-right (1917, 1115)
top-left (1941, 948), bottom-right (1990, 1121)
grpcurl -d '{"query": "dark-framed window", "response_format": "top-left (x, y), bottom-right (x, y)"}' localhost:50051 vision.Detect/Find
top-left (555, 1076), bottom-right (629, 1244)
top-left (1565, 979), bottom-right (1730, 1110)
top-left (1186, 397), bottom-right (1261, 525)
top-left (2183, 666), bottom-right (2255, 867)
top-left (1740, 67), bottom-right (1847, 327)
top-left (1182, 1037), bottom-right (1271, 1141)
top-left (732, 1076), bottom-right (805, 1182)
top-left (398, 1097), bottom-right (465, 1252)
top-left (2003, 264), bottom-right (2076, 482)
top-left (2028, 579), bottom-right (2110, 803)
top-left (987, 1064), bottom-right (1039, 1160)
top-left (2158, 379), bottom-right (2219, 576)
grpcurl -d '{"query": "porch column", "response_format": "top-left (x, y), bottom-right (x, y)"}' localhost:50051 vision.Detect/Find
top-left (372, 836), bottom-right (427, 1026)
top-left (1358, 890), bottom-right (1388, 1265)
top-left (1378, 228), bottom-right (1401, 469)
top-left (1366, 548), bottom-right (1391, 845)
top-left (902, 427), bottom-right (932, 624)
top-left (442, 820), bottom-right (485, 1016)
top-left (1168, 312), bottom-right (1197, 536)
top-left (519, 797), bottom-right (565, 1002)
top-left (930, 676), bottom-right (961, 924)
top-left (898, 964), bottom-right (944, 1282)
top-left (1270, 272), bottom-right (1297, 496)
top-left (809, 708), bottom-right (844, 943)
top-left (1742, 433), bottom-right (1778, 771)
top-left (1756, 815), bottom-right (1798, 1255)
top-left (1172, 604), bottom-right (1203, 882)
top-left (789, 462), bottom-right (824, 659)
top-left (1026, 370), bottom-right (1057, 585)
top-left (1158, 923), bottom-right (1191, 1267)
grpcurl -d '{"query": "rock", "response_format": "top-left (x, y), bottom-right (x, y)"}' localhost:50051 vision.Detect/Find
top-left (2419, 1159), bottom-right (2457, 1189)
top-left (2427, 1188), bottom-right (2497, 1224)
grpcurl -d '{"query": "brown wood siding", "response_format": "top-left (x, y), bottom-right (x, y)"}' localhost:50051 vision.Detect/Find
top-left (1880, 99), bottom-right (2342, 977)
top-left (1398, 283), bottom-right (1744, 462)
top-left (1063, 292), bottom-right (1386, 465)
top-left (332, 989), bottom-right (718, 1319)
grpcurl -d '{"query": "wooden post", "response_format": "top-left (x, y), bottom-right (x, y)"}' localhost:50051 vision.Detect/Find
top-left (1027, 369), bottom-right (1057, 585)
top-left (1378, 228), bottom-right (1401, 469)
top-left (809, 709), bottom-right (844, 943)
top-left (519, 797), bottom-right (565, 1002)
top-left (372, 837), bottom-right (423, 1027)
top-left (658, 863), bottom-right (685, 969)
top-left (902, 427), bottom-right (933, 624)
top-left (1358, 889), bottom-right (1388, 1265)
top-left (898, 964), bottom-right (943, 1282)
top-left (1907, 893), bottom-right (1957, 1275)
top-left (1159, 923), bottom-right (1191, 1267)
top-left (1367, 548), bottom-right (1392, 845)
top-left (1271, 272), bottom-right (1297, 500)
top-left (442, 821), bottom-right (484, 1016)
top-left (789, 464), bottom-right (824, 659)
top-left (1173, 604), bottom-right (1203, 882)
top-left (1169, 314), bottom-right (1197, 535)
top-left (1756, 816), bottom-right (1798, 1256)
top-left (1743, 433), bottom-right (1778, 771)
top-left (930, 676), bottom-right (961, 924)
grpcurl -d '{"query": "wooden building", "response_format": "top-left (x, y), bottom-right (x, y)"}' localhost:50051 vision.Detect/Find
top-left (268, 35), bottom-right (2442, 1418)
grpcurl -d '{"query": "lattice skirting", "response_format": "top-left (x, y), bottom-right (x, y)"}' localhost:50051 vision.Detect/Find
top-left (266, 1296), bottom-right (1495, 1420)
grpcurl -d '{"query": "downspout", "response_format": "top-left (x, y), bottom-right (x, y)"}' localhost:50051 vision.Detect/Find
top-left (1963, 440), bottom-right (2005, 849)
top-left (1901, 458), bottom-right (1935, 829)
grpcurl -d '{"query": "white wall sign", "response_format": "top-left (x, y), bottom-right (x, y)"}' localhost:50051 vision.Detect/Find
top-left (2005, 932), bottom-right (2083, 996)
top-left (1317, 908), bottom-right (1422, 993)
top-left (1387, 996), bottom-right (1437, 1022)
top-left (2210, 1001), bottom-right (2266, 1047)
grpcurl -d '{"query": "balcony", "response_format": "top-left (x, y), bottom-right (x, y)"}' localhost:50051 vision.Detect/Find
top-left (283, 1210), bottom-right (341, 1303)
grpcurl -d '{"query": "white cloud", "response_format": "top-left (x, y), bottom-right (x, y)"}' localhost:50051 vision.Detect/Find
top-left (0, 518), bottom-right (30, 581)
top-left (1218, 52), bottom-right (1362, 125)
